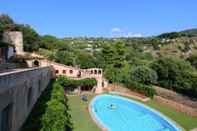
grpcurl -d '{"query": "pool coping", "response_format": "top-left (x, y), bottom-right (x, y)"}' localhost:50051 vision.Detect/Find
top-left (89, 94), bottom-right (185, 131)
top-left (109, 91), bottom-right (150, 102)
top-left (88, 96), bottom-right (109, 131)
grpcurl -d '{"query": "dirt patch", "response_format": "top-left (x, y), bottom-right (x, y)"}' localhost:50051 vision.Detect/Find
top-left (154, 86), bottom-right (197, 109)
top-left (107, 83), bottom-right (147, 99)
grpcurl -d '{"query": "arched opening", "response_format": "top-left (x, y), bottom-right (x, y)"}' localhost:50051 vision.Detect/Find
top-left (77, 71), bottom-right (81, 78)
top-left (33, 60), bottom-right (40, 67)
top-left (102, 81), bottom-right (105, 87)
top-left (94, 70), bottom-right (97, 74)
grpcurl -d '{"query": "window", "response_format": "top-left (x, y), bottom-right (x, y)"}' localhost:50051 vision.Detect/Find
top-left (55, 70), bottom-right (59, 74)
top-left (77, 71), bottom-right (81, 78)
top-left (63, 70), bottom-right (66, 74)
top-left (98, 70), bottom-right (102, 74)
top-left (102, 82), bottom-right (105, 87)
top-left (94, 70), bottom-right (97, 74)
top-left (69, 70), bottom-right (73, 74)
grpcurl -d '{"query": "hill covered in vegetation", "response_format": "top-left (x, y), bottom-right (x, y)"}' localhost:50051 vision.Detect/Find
top-left (1, 14), bottom-right (197, 98)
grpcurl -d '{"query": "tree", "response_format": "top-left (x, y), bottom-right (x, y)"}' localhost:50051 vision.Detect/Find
top-left (16, 24), bottom-right (41, 51)
top-left (187, 54), bottom-right (197, 69)
top-left (41, 100), bottom-right (67, 131)
top-left (0, 14), bottom-right (16, 39)
top-left (75, 51), bottom-right (96, 69)
top-left (131, 66), bottom-right (158, 85)
top-left (40, 35), bottom-right (65, 50)
top-left (150, 57), bottom-right (197, 97)
top-left (102, 42), bottom-right (126, 68)
top-left (0, 14), bottom-right (14, 26)
top-left (55, 51), bottom-right (74, 66)
top-left (158, 32), bottom-right (186, 39)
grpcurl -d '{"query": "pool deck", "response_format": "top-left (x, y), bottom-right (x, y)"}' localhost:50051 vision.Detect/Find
top-left (109, 91), bottom-right (150, 102)
top-left (88, 98), bottom-right (108, 131)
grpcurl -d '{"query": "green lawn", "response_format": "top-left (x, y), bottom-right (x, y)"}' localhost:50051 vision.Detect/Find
top-left (145, 100), bottom-right (197, 131)
top-left (67, 95), bottom-right (197, 131)
top-left (67, 95), bottom-right (101, 131)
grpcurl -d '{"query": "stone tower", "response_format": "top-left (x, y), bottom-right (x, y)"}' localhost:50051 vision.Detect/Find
top-left (3, 31), bottom-right (24, 55)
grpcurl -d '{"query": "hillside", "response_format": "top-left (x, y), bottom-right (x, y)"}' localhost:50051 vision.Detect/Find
top-left (181, 28), bottom-right (197, 36)
top-left (1, 14), bottom-right (197, 99)
top-left (144, 36), bottom-right (197, 58)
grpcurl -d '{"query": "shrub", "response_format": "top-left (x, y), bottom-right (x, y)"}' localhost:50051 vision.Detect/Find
top-left (150, 57), bottom-right (197, 98)
top-left (56, 76), bottom-right (97, 91)
top-left (80, 78), bottom-right (97, 88)
top-left (56, 76), bottom-right (79, 90)
top-left (41, 81), bottom-right (73, 131)
top-left (125, 80), bottom-right (156, 98)
top-left (41, 100), bottom-right (67, 131)
top-left (187, 54), bottom-right (197, 69)
top-left (51, 82), bottom-right (65, 104)
top-left (131, 66), bottom-right (158, 85)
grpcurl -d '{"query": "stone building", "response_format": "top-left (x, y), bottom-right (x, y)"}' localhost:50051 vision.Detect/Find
top-left (3, 31), bottom-right (24, 55)
top-left (1, 31), bottom-right (108, 93)
top-left (0, 31), bottom-right (108, 131)
top-left (27, 59), bottom-right (108, 94)
top-left (0, 31), bottom-right (23, 65)
top-left (0, 31), bottom-right (54, 131)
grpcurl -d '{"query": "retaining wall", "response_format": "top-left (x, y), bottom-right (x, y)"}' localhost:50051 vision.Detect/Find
top-left (0, 67), bottom-right (53, 131)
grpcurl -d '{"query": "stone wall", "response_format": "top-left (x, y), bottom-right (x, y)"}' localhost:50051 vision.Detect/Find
top-left (27, 59), bottom-right (108, 94)
top-left (3, 31), bottom-right (24, 55)
top-left (0, 66), bottom-right (53, 131)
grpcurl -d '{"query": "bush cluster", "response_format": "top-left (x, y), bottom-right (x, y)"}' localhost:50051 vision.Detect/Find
top-left (131, 66), bottom-right (158, 85)
top-left (56, 76), bottom-right (97, 91)
top-left (125, 80), bottom-right (156, 98)
top-left (41, 81), bottom-right (72, 131)
top-left (150, 57), bottom-right (197, 98)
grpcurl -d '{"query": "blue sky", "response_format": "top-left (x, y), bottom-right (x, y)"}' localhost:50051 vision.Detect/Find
top-left (0, 0), bottom-right (197, 38)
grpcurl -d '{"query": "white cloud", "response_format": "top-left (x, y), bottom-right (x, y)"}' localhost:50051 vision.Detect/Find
top-left (110, 27), bottom-right (143, 38)
top-left (111, 27), bottom-right (123, 33)
top-left (127, 32), bottom-right (143, 38)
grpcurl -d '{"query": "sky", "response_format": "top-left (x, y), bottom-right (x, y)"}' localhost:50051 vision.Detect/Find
top-left (0, 0), bottom-right (197, 38)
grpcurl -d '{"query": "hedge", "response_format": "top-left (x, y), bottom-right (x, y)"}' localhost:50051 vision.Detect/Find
top-left (56, 76), bottom-right (97, 90)
top-left (41, 81), bottom-right (72, 131)
top-left (125, 80), bottom-right (156, 98)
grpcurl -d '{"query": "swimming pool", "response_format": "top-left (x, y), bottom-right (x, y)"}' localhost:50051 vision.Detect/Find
top-left (90, 95), bottom-right (181, 131)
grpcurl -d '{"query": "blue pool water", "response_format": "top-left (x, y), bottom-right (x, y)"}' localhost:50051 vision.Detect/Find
top-left (90, 95), bottom-right (181, 131)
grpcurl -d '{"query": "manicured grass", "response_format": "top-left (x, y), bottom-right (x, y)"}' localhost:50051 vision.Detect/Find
top-left (67, 95), bottom-right (100, 131)
top-left (68, 95), bottom-right (197, 131)
top-left (145, 100), bottom-right (197, 131)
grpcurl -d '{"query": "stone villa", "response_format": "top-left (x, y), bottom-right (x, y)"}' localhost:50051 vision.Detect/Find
top-left (0, 31), bottom-right (107, 131)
